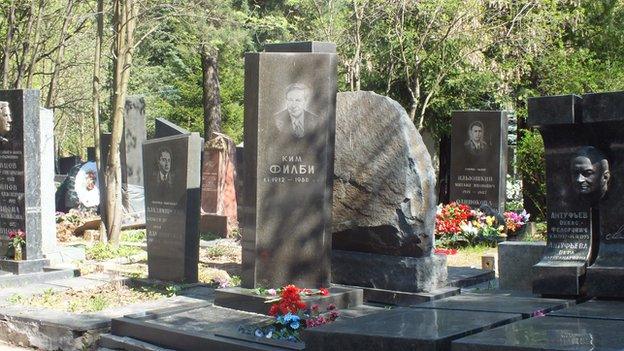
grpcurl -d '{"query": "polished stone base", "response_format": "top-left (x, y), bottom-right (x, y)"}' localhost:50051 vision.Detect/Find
top-left (446, 266), bottom-right (495, 288)
top-left (111, 302), bottom-right (291, 351)
top-left (332, 250), bottom-right (447, 293)
top-left (0, 258), bottom-right (49, 275)
top-left (549, 299), bottom-right (624, 321)
top-left (214, 286), bottom-right (363, 315)
top-left (452, 315), bottom-right (624, 351)
top-left (498, 241), bottom-right (546, 291)
top-left (532, 261), bottom-right (585, 296)
top-left (585, 265), bottom-right (624, 298)
top-left (413, 293), bottom-right (575, 318)
top-left (302, 307), bottom-right (521, 351)
top-left (362, 285), bottom-right (459, 306)
top-left (0, 268), bottom-right (77, 288)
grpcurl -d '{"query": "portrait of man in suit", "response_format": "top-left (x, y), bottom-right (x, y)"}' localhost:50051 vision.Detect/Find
top-left (464, 120), bottom-right (489, 156)
top-left (0, 101), bottom-right (13, 147)
top-left (274, 83), bottom-right (318, 139)
top-left (154, 147), bottom-right (174, 192)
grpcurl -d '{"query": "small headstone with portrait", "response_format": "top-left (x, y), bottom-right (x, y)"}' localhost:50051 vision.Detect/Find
top-left (143, 132), bottom-right (203, 282)
top-left (449, 111), bottom-right (509, 214)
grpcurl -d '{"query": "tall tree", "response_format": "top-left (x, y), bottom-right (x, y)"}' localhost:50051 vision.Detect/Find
top-left (201, 43), bottom-right (222, 139)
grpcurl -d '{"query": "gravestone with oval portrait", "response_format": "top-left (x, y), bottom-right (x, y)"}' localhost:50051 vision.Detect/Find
top-left (142, 132), bottom-right (202, 282)
top-left (241, 42), bottom-right (337, 288)
top-left (0, 89), bottom-right (51, 272)
top-left (449, 111), bottom-right (509, 213)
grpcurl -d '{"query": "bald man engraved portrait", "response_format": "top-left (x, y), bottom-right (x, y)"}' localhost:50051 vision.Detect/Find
top-left (0, 101), bottom-right (13, 147)
top-left (274, 83), bottom-right (319, 139)
top-left (571, 146), bottom-right (610, 205)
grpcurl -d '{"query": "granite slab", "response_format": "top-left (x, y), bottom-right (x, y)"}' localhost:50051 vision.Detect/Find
top-left (412, 293), bottom-right (574, 318)
top-left (548, 299), bottom-right (624, 321)
top-left (214, 286), bottom-right (362, 315)
top-left (302, 307), bottom-right (522, 351)
top-left (452, 316), bottom-right (624, 351)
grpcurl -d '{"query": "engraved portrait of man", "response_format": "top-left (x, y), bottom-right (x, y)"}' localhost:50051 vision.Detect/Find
top-left (274, 83), bottom-right (319, 139)
top-left (153, 147), bottom-right (174, 193)
top-left (0, 101), bottom-right (13, 146)
top-left (464, 120), bottom-right (488, 156)
top-left (571, 146), bottom-right (610, 205)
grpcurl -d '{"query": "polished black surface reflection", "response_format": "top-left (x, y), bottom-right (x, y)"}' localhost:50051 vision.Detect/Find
top-left (549, 299), bottom-right (624, 321)
top-left (453, 315), bottom-right (624, 351)
top-left (414, 293), bottom-right (574, 317)
top-left (303, 307), bottom-right (521, 351)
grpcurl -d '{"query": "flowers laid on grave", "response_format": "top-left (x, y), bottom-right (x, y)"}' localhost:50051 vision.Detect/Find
top-left (435, 203), bottom-right (530, 248)
top-left (7, 229), bottom-right (26, 260)
top-left (239, 284), bottom-right (338, 343)
top-left (503, 210), bottom-right (530, 235)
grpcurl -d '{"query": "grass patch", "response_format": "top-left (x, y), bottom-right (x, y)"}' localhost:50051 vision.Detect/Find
top-left (86, 242), bottom-right (143, 261)
top-left (9, 282), bottom-right (174, 313)
top-left (457, 244), bottom-right (494, 255)
top-left (200, 232), bottom-right (221, 241)
top-left (121, 229), bottom-right (146, 242)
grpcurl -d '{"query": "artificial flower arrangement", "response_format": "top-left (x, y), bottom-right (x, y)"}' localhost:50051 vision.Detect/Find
top-left (7, 229), bottom-right (26, 260)
top-left (238, 285), bottom-right (338, 342)
top-left (435, 202), bottom-right (530, 248)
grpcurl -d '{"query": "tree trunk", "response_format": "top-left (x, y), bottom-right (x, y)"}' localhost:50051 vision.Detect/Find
top-left (14, 0), bottom-right (37, 88)
top-left (201, 45), bottom-right (222, 140)
top-left (46, 0), bottom-right (74, 108)
top-left (1, 1), bottom-right (16, 89)
top-left (93, 0), bottom-right (107, 241)
top-left (26, 0), bottom-right (45, 88)
top-left (107, 0), bottom-right (137, 246)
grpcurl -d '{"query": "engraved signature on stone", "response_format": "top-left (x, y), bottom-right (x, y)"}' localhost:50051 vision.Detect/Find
top-left (605, 225), bottom-right (624, 240)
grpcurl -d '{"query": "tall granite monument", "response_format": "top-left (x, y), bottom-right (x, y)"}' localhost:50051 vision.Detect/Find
top-left (241, 42), bottom-right (337, 288)
top-left (449, 111), bottom-right (509, 213)
top-left (0, 90), bottom-right (49, 272)
top-left (528, 95), bottom-right (592, 296)
top-left (143, 132), bottom-right (202, 282)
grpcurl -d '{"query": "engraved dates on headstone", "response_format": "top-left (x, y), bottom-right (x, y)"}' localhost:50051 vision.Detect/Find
top-left (241, 44), bottom-right (337, 289)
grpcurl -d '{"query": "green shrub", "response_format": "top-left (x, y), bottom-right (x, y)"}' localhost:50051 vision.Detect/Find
top-left (516, 130), bottom-right (547, 221)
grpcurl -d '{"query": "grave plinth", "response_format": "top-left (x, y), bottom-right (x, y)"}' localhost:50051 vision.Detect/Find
top-left (240, 42), bottom-right (337, 289)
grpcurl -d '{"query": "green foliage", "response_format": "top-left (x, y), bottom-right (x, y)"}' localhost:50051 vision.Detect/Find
top-left (517, 130), bottom-right (547, 221)
top-left (85, 242), bottom-right (142, 261)
top-left (121, 230), bottom-right (147, 243)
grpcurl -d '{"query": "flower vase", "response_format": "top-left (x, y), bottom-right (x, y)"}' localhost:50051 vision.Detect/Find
top-left (13, 245), bottom-right (22, 261)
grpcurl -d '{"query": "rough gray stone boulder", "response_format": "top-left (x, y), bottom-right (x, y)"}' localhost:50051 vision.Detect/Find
top-left (332, 91), bottom-right (437, 257)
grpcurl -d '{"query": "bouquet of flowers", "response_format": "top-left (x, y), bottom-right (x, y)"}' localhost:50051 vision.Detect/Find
top-left (240, 284), bottom-right (338, 343)
top-left (503, 210), bottom-right (530, 234)
top-left (7, 229), bottom-right (26, 260)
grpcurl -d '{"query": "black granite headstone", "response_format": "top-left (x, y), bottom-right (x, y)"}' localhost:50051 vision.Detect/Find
top-left (154, 118), bottom-right (189, 139)
top-left (582, 91), bottom-right (624, 298)
top-left (527, 95), bottom-right (594, 296)
top-left (0, 90), bottom-right (46, 263)
top-left (241, 42), bottom-right (337, 288)
top-left (143, 132), bottom-right (202, 282)
top-left (58, 155), bottom-right (81, 175)
top-left (449, 111), bottom-right (508, 213)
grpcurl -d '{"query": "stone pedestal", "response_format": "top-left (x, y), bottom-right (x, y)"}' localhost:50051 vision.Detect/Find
top-left (241, 42), bottom-right (337, 288)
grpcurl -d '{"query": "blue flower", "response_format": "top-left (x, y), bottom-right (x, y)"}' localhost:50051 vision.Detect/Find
top-left (276, 315), bottom-right (285, 324)
top-left (265, 329), bottom-right (273, 338)
top-left (287, 335), bottom-right (298, 342)
top-left (283, 312), bottom-right (294, 323)
top-left (290, 320), bottom-right (300, 330)
top-left (254, 329), bottom-right (264, 338)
